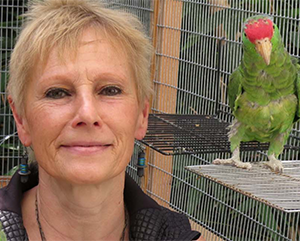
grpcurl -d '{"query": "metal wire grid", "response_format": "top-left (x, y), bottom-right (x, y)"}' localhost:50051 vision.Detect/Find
top-left (0, 0), bottom-right (27, 184)
top-left (142, 114), bottom-right (232, 155)
top-left (147, 0), bottom-right (300, 240)
top-left (141, 113), bottom-right (300, 155)
top-left (109, 0), bottom-right (153, 36)
top-left (177, 156), bottom-right (300, 240)
top-left (186, 161), bottom-right (300, 213)
top-left (146, 151), bottom-right (300, 241)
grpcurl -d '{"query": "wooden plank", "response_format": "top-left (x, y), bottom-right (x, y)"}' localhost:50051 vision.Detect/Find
top-left (147, 0), bottom-right (183, 206)
top-left (143, 0), bottom-right (160, 193)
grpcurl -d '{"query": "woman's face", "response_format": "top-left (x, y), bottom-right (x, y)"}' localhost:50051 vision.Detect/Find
top-left (12, 28), bottom-right (149, 184)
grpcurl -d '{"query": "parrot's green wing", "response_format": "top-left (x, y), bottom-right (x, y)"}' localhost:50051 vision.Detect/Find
top-left (228, 67), bottom-right (243, 112)
top-left (294, 57), bottom-right (300, 119)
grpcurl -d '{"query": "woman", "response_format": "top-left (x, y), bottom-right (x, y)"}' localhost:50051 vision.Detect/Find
top-left (0, 0), bottom-right (204, 240)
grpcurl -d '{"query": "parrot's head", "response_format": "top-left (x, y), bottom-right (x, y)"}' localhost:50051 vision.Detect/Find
top-left (243, 15), bottom-right (275, 65)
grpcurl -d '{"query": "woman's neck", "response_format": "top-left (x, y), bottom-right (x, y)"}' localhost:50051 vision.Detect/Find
top-left (22, 167), bottom-right (128, 241)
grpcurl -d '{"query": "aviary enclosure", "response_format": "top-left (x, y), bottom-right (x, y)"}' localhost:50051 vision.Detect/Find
top-left (1, 0), bottom-right (300, 240)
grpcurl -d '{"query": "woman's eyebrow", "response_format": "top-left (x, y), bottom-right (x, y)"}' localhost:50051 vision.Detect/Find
top-left (39, 71), bottom-right (128, 85)
top-left (39, 71), bottom-right (75, 84)
top-left (89, 72), bottom-right (128, 83)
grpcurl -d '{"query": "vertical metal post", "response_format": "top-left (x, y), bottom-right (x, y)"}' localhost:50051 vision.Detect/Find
top-left (215, 37), bottom-right (225, 116)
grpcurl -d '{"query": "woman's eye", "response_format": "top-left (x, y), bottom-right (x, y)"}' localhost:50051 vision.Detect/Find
top-left (100, 86), bottom-right (122, 96)
top-left (45, 88), bottom-right (70, 99)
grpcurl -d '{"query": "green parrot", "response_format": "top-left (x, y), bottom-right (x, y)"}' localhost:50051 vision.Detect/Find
top-left (213, 15), bottom-right (300, 173)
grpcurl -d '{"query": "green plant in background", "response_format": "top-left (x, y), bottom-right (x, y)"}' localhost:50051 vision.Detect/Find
top-left (0, 222), bottom-right (7, 241)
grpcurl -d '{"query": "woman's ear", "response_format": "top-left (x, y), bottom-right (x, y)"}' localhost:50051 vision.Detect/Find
top-left (8, 96), bottom-right (32, 146)
top-left (134, 100), bottom-right (149, 140)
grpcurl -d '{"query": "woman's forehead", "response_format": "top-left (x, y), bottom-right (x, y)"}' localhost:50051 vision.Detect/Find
top-left (34, 28), bottom-right (131, 79)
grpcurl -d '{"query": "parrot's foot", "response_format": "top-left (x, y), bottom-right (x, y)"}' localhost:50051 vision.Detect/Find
top-left (213, 158), bottom-right (252, 169)
top-left (213, 148), bottom-right (252, 169)
top-left (264, 154), bottom-right (284, 173)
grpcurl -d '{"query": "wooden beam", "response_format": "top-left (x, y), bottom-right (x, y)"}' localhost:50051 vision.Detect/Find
top-left (147, 0), bottom-right (183, 206)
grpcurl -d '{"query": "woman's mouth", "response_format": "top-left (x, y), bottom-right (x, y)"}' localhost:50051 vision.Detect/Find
top-left (60, 143), bottom-right (112, 155)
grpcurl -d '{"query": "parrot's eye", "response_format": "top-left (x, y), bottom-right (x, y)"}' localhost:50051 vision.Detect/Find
top-left (244, 32), bottom-right (247, 37)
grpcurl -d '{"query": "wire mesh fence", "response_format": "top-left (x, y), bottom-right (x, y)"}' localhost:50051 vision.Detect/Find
top-left (145, 0), bottom-right (300, 240)
top-left (0, 0), bottom-right (27, 187)
top-left (1, 0), bottom-right (300, 240)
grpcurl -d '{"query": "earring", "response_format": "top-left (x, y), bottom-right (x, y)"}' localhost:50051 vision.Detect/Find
top-left (18, 149), bottom-right (31, 183)
top-left (136, 148), bottom-right (146, 177)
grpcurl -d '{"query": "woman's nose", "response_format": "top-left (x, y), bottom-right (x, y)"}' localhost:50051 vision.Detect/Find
top-left (71, 94), bottom-right (102, 128)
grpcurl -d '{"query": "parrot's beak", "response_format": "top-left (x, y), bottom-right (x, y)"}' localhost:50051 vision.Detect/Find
top-left (255, 38), bottom-right (272, 65)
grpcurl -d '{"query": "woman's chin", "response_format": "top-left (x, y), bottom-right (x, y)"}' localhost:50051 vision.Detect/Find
top-left (41, 161), bottom-right (117, 186)
top-left (38, 148), bottom-right (129, 185)
top-left (64, 166), bottom-right (115, 185)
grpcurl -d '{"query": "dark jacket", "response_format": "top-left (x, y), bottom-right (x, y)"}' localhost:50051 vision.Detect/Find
top-left (0, 166), bottom-right (200, 241)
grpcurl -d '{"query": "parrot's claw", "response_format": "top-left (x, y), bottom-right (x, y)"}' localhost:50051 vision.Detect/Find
top-left (234, 160), bottom-right (252, 169)
top-left (213, 148), bottom-right (251, 169)
top-left (213, 158), bottom-right (252, 170)
top-left (264, 155), bottom-right (284, 173)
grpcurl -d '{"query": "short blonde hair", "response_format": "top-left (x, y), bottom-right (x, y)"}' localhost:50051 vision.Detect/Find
top-left (7, 0), bottom-right (153, 115)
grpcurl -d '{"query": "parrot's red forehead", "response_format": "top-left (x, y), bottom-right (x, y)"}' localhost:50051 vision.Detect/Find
top-left (244, 18), bottom-right (274, 43)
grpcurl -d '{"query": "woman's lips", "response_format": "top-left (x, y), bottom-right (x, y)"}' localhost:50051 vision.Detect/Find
top-left (60, 143), bottom-right (111, 155)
